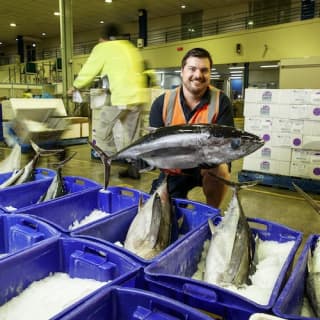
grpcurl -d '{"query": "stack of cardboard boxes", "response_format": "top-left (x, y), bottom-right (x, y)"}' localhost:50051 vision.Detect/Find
top-left (243, 88), bottom-right (320, 181)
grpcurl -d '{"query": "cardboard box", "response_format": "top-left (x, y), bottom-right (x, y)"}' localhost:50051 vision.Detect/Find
top-left (243, 157), bottom-right (290, 175)
top-left (244, 117), bottom-right (272, 133)
top-left (291, 149), bottom-right (320, 163)
top-left (279, 89), bottom-right (309, 104)
top-left (248, 146), bottom-right (292, 161)
top-left (303, 120), bottom-right (320, 135)
top-left (300, 135), bottom-right (320, 150)
top-left (244, 103), bottom-right (290, 118)
top-left (309, 89), bottom-right (320, 105)
top-left (244, 89), bottom-right (280, 104)
top-left (290, 161), bottom-right (320, 180)
top-left (272, 118), bottom-right (304, 134)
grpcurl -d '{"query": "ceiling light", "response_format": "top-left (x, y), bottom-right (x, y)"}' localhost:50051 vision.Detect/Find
top-left (32, 43), bottom-right (36, 47)
top-left (41, 32), bottom-right (46, 36)
top-left (229, 66), bottom-right (244, 70)
top-left (100, 20), bottom-right (105, 24)
top-left (230, 76), bottom-right (243, 79)
top-left (10, 23), bottom-right (16, 27)
top-left (54, 12), bottom-right (60, 16)
top-left (0, 42), bottom-right (2, 45)
top-left (260, 64), bottom-right (279, 68)
top-left (248, 20), bottom-right (254, 26)
top-left (230, 70), bottom-right (243, 74)
top-left (105, 0), bottom-right (112, 3)
top-left (181, 5), bottom-right (186, 9)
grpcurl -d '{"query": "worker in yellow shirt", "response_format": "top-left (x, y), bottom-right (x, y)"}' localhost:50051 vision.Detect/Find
top-left (68, 23), bottom-right (147, 179)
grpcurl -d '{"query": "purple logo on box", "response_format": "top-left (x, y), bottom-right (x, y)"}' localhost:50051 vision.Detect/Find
top-left (313, 107), bottom-right (320, 116)
top-left (262, 91), bottom-right (272, 102)
top-left (293, 138), bottom-right (301, 146)
top-left (314, 168), bottom-right (320, 176)
top-left (260, 105), bottom-right (270, 115)
top-left (262, 134), bottom-right (270, 142)
top-left (261, 161), bottom-right (270, 170)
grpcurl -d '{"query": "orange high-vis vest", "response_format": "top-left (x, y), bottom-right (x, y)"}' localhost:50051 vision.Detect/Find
top-left (162, 86), bottom-right (220, 126)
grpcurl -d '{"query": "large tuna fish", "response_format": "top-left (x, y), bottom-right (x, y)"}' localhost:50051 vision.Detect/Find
top-left (124, 179), bottom-right (173, 260)
top-left (89, 123), bottom-right (264, 187)
top-left (204, 177), bottom-right (256, 287)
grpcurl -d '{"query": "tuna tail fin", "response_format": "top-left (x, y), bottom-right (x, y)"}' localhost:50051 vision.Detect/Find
top-left (30, 140), bottom-right (64, 157)
top-left (292, 182), bottom-right (320, 215)
top-left (51, 151), bottom-right (77, 171)
top-left (207, 171), bottom-right (260, 191)
top-left (88, 140), bottom-right (111, 189)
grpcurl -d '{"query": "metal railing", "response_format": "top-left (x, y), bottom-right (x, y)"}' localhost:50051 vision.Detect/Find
top-left (1, 0), bottom-right (319, 65)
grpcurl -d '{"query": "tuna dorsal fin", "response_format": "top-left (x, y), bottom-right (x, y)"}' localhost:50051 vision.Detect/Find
top-left (292, 182), bottom-right (320, 215)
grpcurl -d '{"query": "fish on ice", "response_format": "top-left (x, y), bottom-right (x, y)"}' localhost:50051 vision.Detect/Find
top-left (89, 123), bottom-right (264, 187)
top-left (0, 141), bottom-right (63, 189)
top-left (37, 152), bottom-right (76, 203)
top-left (204, 176), bottom-right (256, 287)
top-left (124, 178), bottom-right (174, 260)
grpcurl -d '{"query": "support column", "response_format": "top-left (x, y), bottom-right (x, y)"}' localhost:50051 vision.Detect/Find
top-left (138, 9), bottom-right (147, 47)
top-left (243, 62), bottom-right (250, 98)
top-left (59, 0), bottom-right (73, 114)
top-left (17, 35), bottom-right (24, 63)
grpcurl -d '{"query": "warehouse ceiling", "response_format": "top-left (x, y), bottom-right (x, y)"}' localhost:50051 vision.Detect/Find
top-left (0, 0), bottom-right (249, 47)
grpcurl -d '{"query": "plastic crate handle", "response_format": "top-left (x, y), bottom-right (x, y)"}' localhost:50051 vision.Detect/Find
top-left (182, 283), bottom-right (218, 303)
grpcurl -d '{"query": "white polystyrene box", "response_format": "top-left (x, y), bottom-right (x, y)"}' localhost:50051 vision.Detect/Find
top-left (244, 117), bottom-right (272, 133)
top-left (248, 146), bottom-right (292, 161)
top-left (272, 118), bottom-right (304, 134)
top-left (243, 157), bottom-right (290, 175)
top-left (303, 120), bottom-right (320, 136)
top-left (291, 149), bottom-right (320, 164)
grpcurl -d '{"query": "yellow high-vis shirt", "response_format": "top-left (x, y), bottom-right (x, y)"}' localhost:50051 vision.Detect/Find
top-left (73, 40), bottom-right (147, 105)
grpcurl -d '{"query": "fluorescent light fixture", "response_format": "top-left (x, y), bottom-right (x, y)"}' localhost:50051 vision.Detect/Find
top-left (211, 71), bottom-right (219, 75)
top-left (10, 23), bottom-right (16, 27)
top-left (230, 76), bottom-right (243, 79)
top-left (54, 12), bottom-right (60, 16)
top-left (211, 68), bottom-right (216, 71)
top-left (248, 20), bottom-right (254, 26)
top-left (229, 66), bottom-right (244, 70)
top-left (260, 64), bottom-right (279, 68)
top-left (174, 70), bottom-right (181, 73)
top-left (100, 20), bottom-right (105, 24)
top-left (181, 5), bottom-right (186, 9)
top-left (105, 0), bottom-right (112, 3)
top-left (41, 32), bottom-right (46, 36)
top-left (230, 70), bottom-right (243, 74)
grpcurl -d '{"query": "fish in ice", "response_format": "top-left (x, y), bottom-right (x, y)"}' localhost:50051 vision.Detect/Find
top-left (306, 238), bottom-right (320, 317)
top-left (0, 143), bottom-right (21, 173)
top-left (204, 175), bottom-right (256, 287)
top-left (292, 182), bottom-right (320, 215)
top-left (37, 152), bottom-right (76, 203)
top-left (0, 141), bottom-right (63, 189)
top-left (124, 178), bottom-right (174, 260)
top-left (89, 123), bottom-right (264, 187)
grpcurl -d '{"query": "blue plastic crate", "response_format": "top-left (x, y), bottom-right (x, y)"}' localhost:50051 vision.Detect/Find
top-left (72, 197), bottom-right (221, 265)
top-left (0, 175), bottom-right (102, 214)
top-left (18, 186), bottom-right (148, 233)
top-left (273, 234), bottom-right (319, 320)
top-left (56, 286), bottom-right (214, 320)
top-left (0, 213), bottom-right (60, 259)
top-left (0, 167), bottom-right (55, 185)
top-left (144, 217), bottom-right (302, 320)
top-left (0, 237), bottom-right (141, 318)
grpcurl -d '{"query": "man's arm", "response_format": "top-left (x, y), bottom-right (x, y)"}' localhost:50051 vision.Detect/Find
top-left (149, 94), bottom-right (165, 128)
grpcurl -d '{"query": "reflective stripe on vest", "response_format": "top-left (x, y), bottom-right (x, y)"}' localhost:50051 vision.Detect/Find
top-left (162, 87), bottom-right (220, 126)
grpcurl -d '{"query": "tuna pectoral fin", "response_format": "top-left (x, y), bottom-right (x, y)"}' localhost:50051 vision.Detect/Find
top-left (292, 182), bottom-right (320, 215)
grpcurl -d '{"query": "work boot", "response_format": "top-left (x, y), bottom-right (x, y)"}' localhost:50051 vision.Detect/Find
top-left (118, 164), bottom-right (140, 179)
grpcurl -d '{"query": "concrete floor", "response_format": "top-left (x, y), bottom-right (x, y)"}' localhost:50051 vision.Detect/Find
top-left (1, 142), bottom-right (320, 260)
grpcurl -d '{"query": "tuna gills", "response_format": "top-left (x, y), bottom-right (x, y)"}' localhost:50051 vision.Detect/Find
top-left (124, 179), bottom-right (173, 260)
top-left (306, 239), bottom-right (320, 317)
top-left (292, 182), bottom-right (320, 215)
top-left (111, 124), bottom-right (264, 169)
top-left (204, 187), bottom-right (254, 287)
top-left (37, 152), bottom-right (76, 203)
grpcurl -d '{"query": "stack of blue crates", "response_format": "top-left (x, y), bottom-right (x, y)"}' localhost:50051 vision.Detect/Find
top-left (0, 174), bottom-right (102, 214)
top-left (16, 186), bottom-right (148, 233)
top-left (71, 197), bottom-right (221, 265)
top-left (144, 217), bottom-right (302, 320)
top-left (273, 234), bottom-right (320, 320)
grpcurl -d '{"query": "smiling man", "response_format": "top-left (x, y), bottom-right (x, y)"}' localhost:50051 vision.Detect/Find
top-left (149, 47), bottom-right (234, 208)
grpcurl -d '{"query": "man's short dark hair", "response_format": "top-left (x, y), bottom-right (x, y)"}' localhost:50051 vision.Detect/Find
top-left (181, 48), bottom-right (213, 69)
top-left (100, 23), bottom-right (121, 40)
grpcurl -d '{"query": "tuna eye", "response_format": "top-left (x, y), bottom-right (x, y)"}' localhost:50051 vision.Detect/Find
top-left (231, 138), bottom-right (241, 149)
